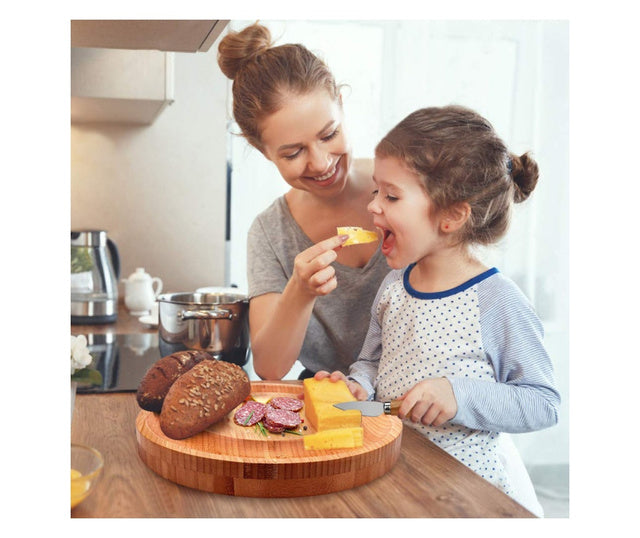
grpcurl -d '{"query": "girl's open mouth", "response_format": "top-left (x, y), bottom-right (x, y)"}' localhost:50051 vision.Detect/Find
top-left (380, 227), bottom-right (396, 256)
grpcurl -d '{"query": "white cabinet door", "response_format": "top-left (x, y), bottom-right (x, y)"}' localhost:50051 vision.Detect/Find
top-left (71, 48), bottom-right (174, 125)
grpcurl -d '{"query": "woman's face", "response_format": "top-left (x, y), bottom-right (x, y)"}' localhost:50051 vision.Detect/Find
top-left (259, 89), bottom-right (351, 197)
top-left (368, 156), bottom-right (442, 269)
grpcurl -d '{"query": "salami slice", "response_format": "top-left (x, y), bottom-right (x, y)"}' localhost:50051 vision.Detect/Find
top-left (262, 417), bottom-right (286, 433)
top-left (234, 400), bottom-right (267, 426)
top-left (269, 396), bottom-right (304, 412)
top-left (264, 405), bottom-right (301, 431)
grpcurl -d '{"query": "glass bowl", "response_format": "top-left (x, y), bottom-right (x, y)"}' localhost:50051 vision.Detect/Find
top-left (71, 444), bottom-right (104, 509)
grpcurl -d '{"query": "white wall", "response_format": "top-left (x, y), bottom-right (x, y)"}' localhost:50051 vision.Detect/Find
top-left (71, 47), bottom-right (228, 294)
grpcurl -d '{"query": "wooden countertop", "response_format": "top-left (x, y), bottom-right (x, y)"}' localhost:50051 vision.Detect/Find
top-left (70, 303), bottom-right (534, 518)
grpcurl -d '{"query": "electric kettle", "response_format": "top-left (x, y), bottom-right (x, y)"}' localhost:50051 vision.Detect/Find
top-left (71, 230), bottom-right (121, 324)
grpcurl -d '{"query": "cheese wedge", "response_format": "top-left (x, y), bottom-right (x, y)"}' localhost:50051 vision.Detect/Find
top-left (303, 426), bottom-right (364, 450)
top-left (337, 226), bottom-right (378, 246)
top-left (303, 378), bottom-right (361, 431)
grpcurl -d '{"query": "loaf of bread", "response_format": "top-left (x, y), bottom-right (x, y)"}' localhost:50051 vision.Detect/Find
top-left (136, 350), bottom-right (211, 412)
top-left (159, 360), bottom-right (251, 440)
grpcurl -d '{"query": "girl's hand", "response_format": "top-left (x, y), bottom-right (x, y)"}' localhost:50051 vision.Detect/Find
top-left (398, 377), bottom-right (457, 427)
top-left (291, 235), bottom-right (348, 297)
top-left (314, 370), bottom-right (369, 401)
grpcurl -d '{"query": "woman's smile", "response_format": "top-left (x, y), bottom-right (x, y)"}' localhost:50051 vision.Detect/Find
top-left (302, 155), bottom-right (343, 187)
top-left (308, 165), bottom-right (336, 182)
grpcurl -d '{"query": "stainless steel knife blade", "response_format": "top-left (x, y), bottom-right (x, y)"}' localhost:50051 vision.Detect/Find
top-left (333, 400), bottom-right (401, 416)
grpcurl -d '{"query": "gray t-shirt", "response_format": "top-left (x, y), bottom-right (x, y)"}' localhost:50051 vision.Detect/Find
top-left (247, 196), bottom-right (390, 375)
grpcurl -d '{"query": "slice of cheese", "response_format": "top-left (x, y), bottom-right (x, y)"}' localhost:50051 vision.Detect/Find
top-left (337, 226), bottom-right (378, 246)
top-left (303, 378), bottom-right (361, 431)
top-left (303, 426), bottom-right (364, 450)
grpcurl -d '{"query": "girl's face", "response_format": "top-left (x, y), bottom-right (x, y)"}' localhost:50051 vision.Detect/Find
top-left (259, 89), bottom-right (351, 197)
top-left (368, 156), bottom-right (443, 269)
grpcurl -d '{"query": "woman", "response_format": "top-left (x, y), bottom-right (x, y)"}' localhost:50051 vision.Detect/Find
top-left (217, 22), bottom-right (390, 380)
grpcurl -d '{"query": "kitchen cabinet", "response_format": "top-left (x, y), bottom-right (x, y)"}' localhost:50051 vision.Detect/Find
top-left (71, 47), bottom-right (174, 125)
top-left (70, 20), bottom-right (229, 125)
top-left (70, 20), bottom-right (228, 53)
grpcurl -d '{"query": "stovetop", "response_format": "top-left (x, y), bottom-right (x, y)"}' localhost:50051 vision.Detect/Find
top-left (77, 333), bottom-right (258, 394)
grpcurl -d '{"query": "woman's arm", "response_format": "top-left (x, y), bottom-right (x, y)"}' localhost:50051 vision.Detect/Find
top-left (249, 290), bottom-right (314, 379)
top-left (250, 235), bottom-right (347, 379)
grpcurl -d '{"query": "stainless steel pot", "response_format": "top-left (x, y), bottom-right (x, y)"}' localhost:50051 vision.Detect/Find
top-left (157, 290), bottom-right (249, 365)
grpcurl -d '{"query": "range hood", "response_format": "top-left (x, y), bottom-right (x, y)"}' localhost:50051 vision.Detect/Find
top-left (71, 20), bottom-right (228, 53)
top-left (71, 20), bottom-right (229, 125)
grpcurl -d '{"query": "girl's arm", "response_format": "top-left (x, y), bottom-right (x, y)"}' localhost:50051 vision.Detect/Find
top-left (448, 277), bottom-right (561, 433)
top-left (314, 292), bottom-right (386, 401)
top-left (346, 274), bottom-right (395, 398)
top-left (347, 318), bottom-right (382, 399)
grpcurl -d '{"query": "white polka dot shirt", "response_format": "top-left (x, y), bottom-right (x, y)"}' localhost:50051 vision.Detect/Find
top-left (349, 265), bottom-right (560, 496)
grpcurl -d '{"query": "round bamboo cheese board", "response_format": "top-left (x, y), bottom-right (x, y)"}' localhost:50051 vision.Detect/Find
top-left (135, 381), bottom-right (403, 497)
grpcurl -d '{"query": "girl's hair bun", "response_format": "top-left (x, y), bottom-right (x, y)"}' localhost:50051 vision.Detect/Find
top-left (510, 152), bottom-right (539, 203)
top-left (217, 22), bottom-right (272, 80)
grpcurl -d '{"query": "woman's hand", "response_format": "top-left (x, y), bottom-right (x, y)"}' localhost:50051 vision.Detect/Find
top-left (291, 235), bottom-right (348, 297)
top-left (249, 234), bottom-right (348, 380)
top-left (314, 370), bottom-right (368, 400)
top-left (398, 377), bottom-right (457, 427)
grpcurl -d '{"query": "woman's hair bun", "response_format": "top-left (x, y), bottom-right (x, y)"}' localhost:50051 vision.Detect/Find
top-left (510, 152), bottom-right (539, 203)
top-left (217, 22), bottom-right (272, 80)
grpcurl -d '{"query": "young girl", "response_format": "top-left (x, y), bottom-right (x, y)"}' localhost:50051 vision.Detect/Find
top-left (318, 105), bottom-right (560, 516)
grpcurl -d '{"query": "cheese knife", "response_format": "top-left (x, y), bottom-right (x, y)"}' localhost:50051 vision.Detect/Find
top-left (333, 400), bottom-right (401, 417)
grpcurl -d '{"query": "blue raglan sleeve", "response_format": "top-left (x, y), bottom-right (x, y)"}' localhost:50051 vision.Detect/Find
top-left (348, 270), bottom-right (400, 399)
top-left (448, 275), bottom-right (561, 433)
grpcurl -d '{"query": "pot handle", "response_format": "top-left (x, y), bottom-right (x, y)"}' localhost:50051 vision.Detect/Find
top-left (180, 308), bottom-right (234, 321)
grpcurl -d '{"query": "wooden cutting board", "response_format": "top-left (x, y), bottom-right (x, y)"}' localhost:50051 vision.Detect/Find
top-left (135, 381), bottom-right (403, 497)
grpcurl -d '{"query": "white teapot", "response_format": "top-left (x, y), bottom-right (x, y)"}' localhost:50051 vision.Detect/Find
top-left (123, 268), bottom-right (163, 315)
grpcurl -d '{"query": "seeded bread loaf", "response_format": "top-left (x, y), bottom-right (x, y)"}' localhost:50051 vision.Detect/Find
top-left (136, 350), bottom-right (211, 412)
top-left (159, 360), bottom-right (251, 440)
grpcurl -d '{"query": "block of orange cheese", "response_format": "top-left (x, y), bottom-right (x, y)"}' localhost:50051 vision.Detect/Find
top-left (303, 426), bottom-right (364, 450)
top-left (337, 226), bottom-right (378, 246)
top-left (303, 378), bottom-right (362, 431)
